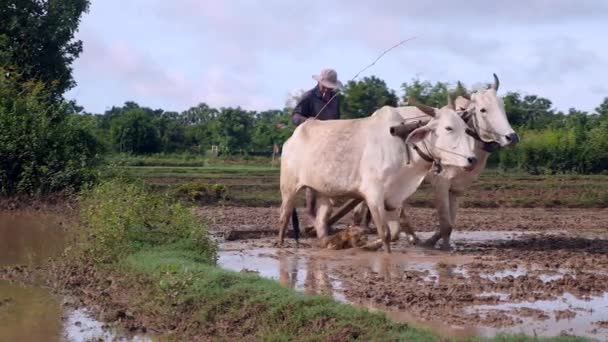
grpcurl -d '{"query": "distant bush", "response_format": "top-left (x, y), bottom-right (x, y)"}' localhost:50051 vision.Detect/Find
top-left (79, 178), bottom-right (217, 264)
top-left (497, 125), bottom-right (608, 174)
top-left (175, 181), bottom-right (228, 203)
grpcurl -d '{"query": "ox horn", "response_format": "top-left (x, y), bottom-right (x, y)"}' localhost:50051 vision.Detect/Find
top-left (447, 94), bottom-right (455, 110)
top-left (390, 121), bottom-right (423, 139)
top-left (492, 73), bottom-right (500, 91)
top-left (408, 96), bottom-right (436, 117)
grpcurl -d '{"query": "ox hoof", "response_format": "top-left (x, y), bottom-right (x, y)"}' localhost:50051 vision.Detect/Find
top-left (406, 236), bottom-right (421, 246)
top-left (421, 240), bottom-right (438, 249)
top-left (439, 242), bottom-right (454, 252)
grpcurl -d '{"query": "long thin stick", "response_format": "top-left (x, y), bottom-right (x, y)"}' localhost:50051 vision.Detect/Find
top-left (314, 36), bottom-right (417, 119)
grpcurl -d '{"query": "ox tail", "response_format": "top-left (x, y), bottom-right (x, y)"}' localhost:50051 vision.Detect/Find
top-left (291, 208), bottom-right (300, 241)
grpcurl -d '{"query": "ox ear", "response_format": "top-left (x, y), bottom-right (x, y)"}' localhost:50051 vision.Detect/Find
top-left (405, 126), bottom-right (431, 145)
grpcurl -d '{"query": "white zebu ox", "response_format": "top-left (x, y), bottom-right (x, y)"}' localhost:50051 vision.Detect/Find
top-left (354, 74), bottom-right (519, 249)
top-left (277, 101), bottom-right (479, 252)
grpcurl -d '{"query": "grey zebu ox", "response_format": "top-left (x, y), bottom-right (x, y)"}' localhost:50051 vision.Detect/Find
top-left (353, 74), bottom-right (519, 249)
top-left (277, 101), bottom-right (479, 253)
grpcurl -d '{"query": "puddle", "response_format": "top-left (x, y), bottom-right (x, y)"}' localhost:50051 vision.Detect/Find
top-left (64, 308), bottom-right (154, 342)
top-left (469, 293), bottom-right (608, 339)
top-left (218, 242), bottom-right (480, 338)
top-left (0, 210), bottom-right (66, 266)
top-left (218, 229), bottom-right (608, 340)
top-left (219, 248), bottom-right (348, 301)
top-left (0, 210), bottom-right (154, 342)
top-left (0, 280), bottom-right (62, 341)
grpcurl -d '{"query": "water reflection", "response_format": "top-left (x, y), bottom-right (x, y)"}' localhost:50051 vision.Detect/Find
top-left (0, 210), bottom-right (65, 266)
top-left (0, 281), bottom-right (62, 342)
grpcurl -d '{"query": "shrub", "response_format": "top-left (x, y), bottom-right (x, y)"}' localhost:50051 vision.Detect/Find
top-left (79, 178), bottom-right (217, 264)
top-left (0, 69), bottom-right (101, 195)
top-left (175, 182), bottom-right (228, 203)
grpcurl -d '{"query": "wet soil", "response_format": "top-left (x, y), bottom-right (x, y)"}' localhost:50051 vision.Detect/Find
top-left (205, 206), bottom-right (608, 340)
top-left (0, 209), bottom-right (154, 342)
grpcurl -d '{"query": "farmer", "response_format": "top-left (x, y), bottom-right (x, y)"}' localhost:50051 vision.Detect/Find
top-left (290, 68), bottom-right (343, 228)
top-left (291, 68), bottom-right (343, 125)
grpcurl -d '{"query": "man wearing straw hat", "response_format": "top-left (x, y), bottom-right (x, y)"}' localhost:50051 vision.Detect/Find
top-left (291, 68), bottom-right (343, 221)
top-left (292, 68), bottom-right (343, 125)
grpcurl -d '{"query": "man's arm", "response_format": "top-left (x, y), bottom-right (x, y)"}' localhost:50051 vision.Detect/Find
top-left (291, 94), bottom-right (311, 126)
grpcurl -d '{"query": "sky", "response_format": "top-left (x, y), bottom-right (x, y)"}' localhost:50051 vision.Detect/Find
top-left (65, 0), bottom-right (608, 114)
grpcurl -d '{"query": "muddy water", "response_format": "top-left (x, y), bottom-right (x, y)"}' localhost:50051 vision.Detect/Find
top-left (218, 230), bottom-right (608, 340)
top-left (0, 210), bottom-right (154, 342)
top-left (0, 211), bottom-right (66, 266)
top-left (219, 235), bottom-right (482, 338)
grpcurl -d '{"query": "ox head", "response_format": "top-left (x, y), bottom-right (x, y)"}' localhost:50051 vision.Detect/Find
top-left (404, 97), bottom-right (478, 172)
top-left (461, 74), bottom-right (519, 147)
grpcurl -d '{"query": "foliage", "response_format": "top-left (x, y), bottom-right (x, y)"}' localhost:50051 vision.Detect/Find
top-left (175, 181), bottom-right (228, 203)
top-left (79, 178), bottom-right (217, 264)
top-left (215, 107), bottom-right (254, 153)
top-left (341, 76), bottom-right (398, 118)
top-left (0, 0), bottom-right (90, 98)
top-left (0, 70), bottom-right (101, 195)
top-left (110, 105), bottom-right (161, 154)
top-left (401, 78), bottom-right (449, 107)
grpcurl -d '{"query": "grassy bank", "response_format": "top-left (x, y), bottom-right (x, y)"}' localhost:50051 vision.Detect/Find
top-left (57, 178), bottom-right (589, 341)
top-left (69, 178), bottom-right (441, 340)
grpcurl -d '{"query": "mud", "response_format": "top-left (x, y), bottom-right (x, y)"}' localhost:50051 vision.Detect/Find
top-left (0, 210), bottom-right (154, 342)
top-left (207, 206), bottom-right (608, 340)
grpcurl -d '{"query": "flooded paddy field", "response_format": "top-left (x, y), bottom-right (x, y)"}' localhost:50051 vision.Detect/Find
top-left (200, 206), bottom-right (608, 340)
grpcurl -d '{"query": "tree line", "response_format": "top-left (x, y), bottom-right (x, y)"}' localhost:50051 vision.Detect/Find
top-left (75, 76), bottom-right (608, 174)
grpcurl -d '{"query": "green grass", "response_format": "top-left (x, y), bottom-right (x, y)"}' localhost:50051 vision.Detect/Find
top-left (71, 177), bottom-right (590, 341)
top-left (124, 244), bottom-right (438, 341)
top-left (122, 244), bottom-right (588, 342)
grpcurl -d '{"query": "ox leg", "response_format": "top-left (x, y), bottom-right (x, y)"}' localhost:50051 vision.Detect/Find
top-left (424, 183), bottom-right (451, 249)
top-left (353, 202), bottom-right (372, 232)
top-left (278, 189), bottom-right (297, 246)
top-left (399, 207), bottom-right (420, 245)
top-left (441, 191), bottom-right (459, 249)
top-left (366, 197), bottom-right (391, 253)
top-left (305, 188), bottom-right (317, 219)
top-left (387, 208), bottom-right (401, 242)
top-left (314, 196), bottom-right (332, 247)
top-left (352, 202), bottom-right (364, 226)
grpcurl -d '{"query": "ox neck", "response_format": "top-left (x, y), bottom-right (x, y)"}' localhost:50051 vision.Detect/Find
top-left (408, 142), bottom-right (441, 174)
top-left (411, 144), bottom-right (434, 163)
top-left (464, 113), bottom-right (500, 153)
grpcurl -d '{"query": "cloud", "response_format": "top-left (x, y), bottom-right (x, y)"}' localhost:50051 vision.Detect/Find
top-left (68, 0), bottom-right (608, 113)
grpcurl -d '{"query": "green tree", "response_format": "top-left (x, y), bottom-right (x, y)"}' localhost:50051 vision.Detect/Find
top-left (0, 0), bottom-right (90, 98)
top-left (110, 106), bottom-right (160, 154)
top-left (0, 70), bottom-right (100, 195)
top-left (341, 76), bottom-right (398, 118)
top-left (401, 79), bottom-right (448, 107)
top-left (156, 112), bottom-right (186, 153)
top-left (451, 81), bottom-right (469, 99)
top-left (250, 110), bottom-right (292, 151)
top-left (181, 103), bottom-right (219, 153)
top-left (595, 97), bottom-right (608, 121)
top-left (216, 107), bottom-right (253, 154)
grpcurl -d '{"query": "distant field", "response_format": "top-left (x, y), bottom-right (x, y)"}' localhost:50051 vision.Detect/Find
top-left (123, 158), bottom-right (608, 208)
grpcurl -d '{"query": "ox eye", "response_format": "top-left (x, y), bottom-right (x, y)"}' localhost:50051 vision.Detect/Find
top-left (445, 126), bottom-right (453, 132)
top-left (480, 108), bottom-right (487, 113)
